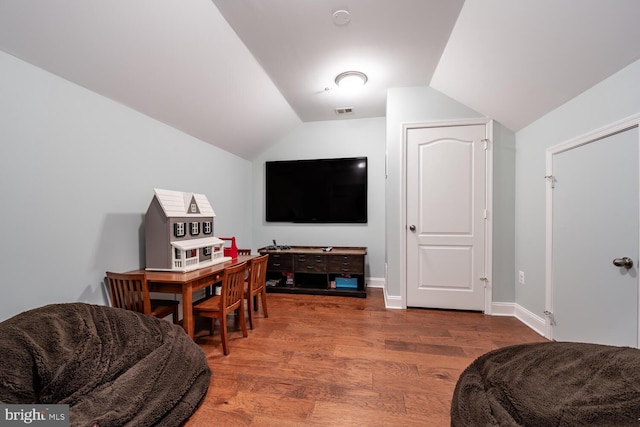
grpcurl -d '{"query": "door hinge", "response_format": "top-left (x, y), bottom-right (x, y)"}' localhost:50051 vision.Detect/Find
top-left (482, 138), bottom-right (490, 150)
top-left (483, 209), bottom-right (488, 219)
top-left (544, 310), bottom-right (556, 325)
top-left (480, 277), bottom-right (489, 288)
top-left (544, 175), bottom-right (556, 188)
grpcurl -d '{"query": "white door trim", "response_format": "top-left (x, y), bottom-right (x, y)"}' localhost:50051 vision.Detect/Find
top-left (545, 112), bottom-right (640, 341)
top-left (401, 118), bottom-right (493, 312)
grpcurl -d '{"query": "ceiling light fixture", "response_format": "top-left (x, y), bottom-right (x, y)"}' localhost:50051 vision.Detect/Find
top-left (335, 71), bottom-right (368, 89)
top-left (332, 9), bottom-right (351, 25)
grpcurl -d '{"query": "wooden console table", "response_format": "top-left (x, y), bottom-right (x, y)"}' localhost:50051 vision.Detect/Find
top-left (258, 246), bottom-right (367, 298)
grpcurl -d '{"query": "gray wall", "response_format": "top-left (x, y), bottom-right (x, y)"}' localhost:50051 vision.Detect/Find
top-left (0, 51), bottom-right (252, 321)
top-left (514, 58), bottom-right (640, 317)
top-left (492, 122), bottom-right (517, 303)
top-left (4, 44), bottom-right (638, 325)
top-left (251, 118), bottom-right (386, 281)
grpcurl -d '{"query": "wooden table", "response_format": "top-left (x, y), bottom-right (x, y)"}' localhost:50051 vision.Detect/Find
top-left (128, 255), bottom-right (255, 339)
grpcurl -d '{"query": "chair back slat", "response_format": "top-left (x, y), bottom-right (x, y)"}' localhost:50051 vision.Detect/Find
top-left (248, 254), bottom-right (269, 294)
top-left (220, 262), bottom-right (248, 312)
top-left (105, 272), bottom-right (152, 315)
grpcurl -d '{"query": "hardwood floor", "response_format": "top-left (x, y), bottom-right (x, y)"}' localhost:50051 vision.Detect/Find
top-left (185, 288), bottom-right (547, 426)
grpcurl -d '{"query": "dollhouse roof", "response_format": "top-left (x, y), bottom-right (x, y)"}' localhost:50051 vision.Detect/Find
top-left (153, 188), bottom-right (216, 218)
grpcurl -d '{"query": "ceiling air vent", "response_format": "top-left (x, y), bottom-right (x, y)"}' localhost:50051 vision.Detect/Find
top-left (335, 107), bottom-right (354, 115)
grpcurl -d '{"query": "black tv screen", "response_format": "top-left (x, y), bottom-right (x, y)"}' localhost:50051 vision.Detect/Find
top-left (265, 157), bottom-right (367, 223)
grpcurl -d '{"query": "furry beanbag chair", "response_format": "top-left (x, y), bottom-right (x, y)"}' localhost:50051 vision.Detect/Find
top-left (0, 302), bottom-right (211, 427)
top-left (451, 341), bottom-right (640, 426)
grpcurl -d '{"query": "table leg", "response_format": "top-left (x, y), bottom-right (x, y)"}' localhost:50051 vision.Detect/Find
top-left (182, 286), bottom-right (194, 339)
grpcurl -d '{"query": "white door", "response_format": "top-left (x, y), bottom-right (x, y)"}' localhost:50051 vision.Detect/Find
top-left (406, 124), bottom-right (487, 310)
top-left (550, 125), bottom-right (639, 346)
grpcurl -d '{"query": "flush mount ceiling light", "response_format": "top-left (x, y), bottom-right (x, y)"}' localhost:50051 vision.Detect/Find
top-left (332, 9), bottom-right (351, 25)
top-left (335, 71), bottom-right (368, 89)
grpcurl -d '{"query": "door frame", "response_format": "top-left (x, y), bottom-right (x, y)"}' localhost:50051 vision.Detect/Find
top-left (545, 112), bottom-right (640, 341)
top-left (401, 118), bottom-right (493, 312)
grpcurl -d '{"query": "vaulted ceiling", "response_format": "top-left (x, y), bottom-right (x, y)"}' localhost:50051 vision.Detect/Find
top-left (1, 0), bottom-right (639, 159)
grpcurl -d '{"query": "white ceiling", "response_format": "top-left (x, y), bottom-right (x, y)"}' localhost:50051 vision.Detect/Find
top-left (1, 0), bottom-right (640, 159)
top-left (432, 0), bottom-right (640, 131)
top-left (212, 0), bottom-right (465, 122)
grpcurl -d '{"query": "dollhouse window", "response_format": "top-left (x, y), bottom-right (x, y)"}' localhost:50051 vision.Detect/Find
top-left (174, 222), bottom-right (186, 237)
top-left (175, 248), bottom-right (181, 259)
top-left (190, 203), bottom-right (198, 213)
top-left (203, 246), bottom-right (212, 256)
top-left (190, 222), bottom-right (200, 235)
top-left (203, 221), bottom-right (212, 234)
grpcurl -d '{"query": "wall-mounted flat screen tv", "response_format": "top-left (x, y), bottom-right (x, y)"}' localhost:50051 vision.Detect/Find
top-left (265, 157), bottom-right (367, 223)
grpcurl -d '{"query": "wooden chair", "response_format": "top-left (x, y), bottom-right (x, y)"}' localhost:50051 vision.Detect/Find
top-left (105, 271), bottom-right (179, 324)
top-left (193, 262), bottom-right (248, 355)
top-left (244, 254), bottom-right (269, 329)
top-left (203, 248), bottom-right (248, 298)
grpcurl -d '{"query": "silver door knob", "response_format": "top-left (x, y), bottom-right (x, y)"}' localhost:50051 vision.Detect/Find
top-left (409, 225), bottom-right (416, 231)
top-left (613, 257), bottom-right (634, 270)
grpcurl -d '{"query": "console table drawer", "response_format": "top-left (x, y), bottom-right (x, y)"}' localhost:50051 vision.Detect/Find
top-left (267, 253), bottom-right (293, 271)
top-left (295, 254), bottom-right (326, 273)
top-left (327, 255), bottom-right (364, 273)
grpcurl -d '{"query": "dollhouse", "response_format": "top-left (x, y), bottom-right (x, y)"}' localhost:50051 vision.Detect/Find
top-left (144, 188), bottom-right (230, 271)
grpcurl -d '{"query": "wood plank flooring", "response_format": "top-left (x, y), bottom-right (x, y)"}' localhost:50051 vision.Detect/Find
top-left (185, 288), bottom-right (547, 426)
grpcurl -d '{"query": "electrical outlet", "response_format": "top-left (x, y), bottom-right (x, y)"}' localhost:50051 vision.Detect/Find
top-left (519, 270), bottom-right (525, 285)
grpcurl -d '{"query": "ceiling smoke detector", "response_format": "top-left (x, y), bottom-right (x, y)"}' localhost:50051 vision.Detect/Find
top-left (332, 10), bottom-right (351, 25)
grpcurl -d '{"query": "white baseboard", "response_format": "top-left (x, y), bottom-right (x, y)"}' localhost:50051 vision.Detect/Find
top-left (379, 294), bottom-right (547, 336)
top-left (490, 301), bottom-right (546, 336)
top-left (367, 277), bottom-right (385, 288)
top-left (382, 286), bottom-right (403, 309)
top-left (384, 294), bottom-right (403, 309)
top-left (369, 278), bottom-right (404, 309)
top-left (491, 302), bottom-right (516, 316)
top-left (513, 303), bottom-right (547, 337)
